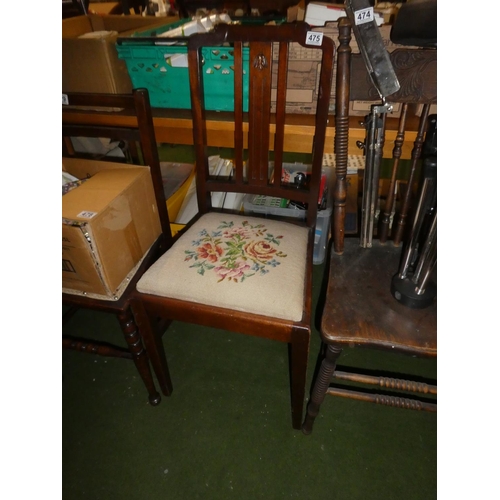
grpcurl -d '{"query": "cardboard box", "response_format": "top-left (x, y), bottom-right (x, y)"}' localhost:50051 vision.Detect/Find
top-left (88, 2), bottom-right (122, 15)
top-left (286, 0), bottom-right (306, 22)
top-left (62, 14), bottom-right (179, 94)
top-left (62, 158), bottom-right (161, 297)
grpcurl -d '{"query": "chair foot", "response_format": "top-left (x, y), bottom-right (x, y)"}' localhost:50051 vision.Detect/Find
top-left (149, 393), bottom-right (162, 406)
top-left (301, 422), bottom-right (312, 435)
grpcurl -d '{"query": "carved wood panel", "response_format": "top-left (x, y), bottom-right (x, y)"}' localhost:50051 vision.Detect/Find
top-left (350, 49), bottom-right (437, 103)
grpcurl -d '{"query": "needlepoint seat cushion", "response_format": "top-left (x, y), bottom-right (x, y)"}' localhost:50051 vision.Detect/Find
top-left (136, 212), bottom-right (309, 321)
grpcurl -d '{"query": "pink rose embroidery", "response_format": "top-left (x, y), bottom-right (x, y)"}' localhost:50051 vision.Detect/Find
top-left (214, 261), bottom-right (252, 282)
top-left (185, 221), bottom-right (287, 282)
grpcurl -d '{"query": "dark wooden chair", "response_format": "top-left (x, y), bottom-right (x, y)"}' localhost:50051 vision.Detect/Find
top-left (62, 88), bottom-right (174, 405)
top-left (130, 22), bottom-right (335, 430)
top-left (302, 18), bottom-right (437, 434)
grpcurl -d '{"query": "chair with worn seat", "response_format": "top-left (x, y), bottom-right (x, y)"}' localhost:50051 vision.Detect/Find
top-left (62, 88), bottom-right (174, 405)
top-left (130, 21), bottom-right (335, 429)
top-left (302, 16), bottom-right (437, 434)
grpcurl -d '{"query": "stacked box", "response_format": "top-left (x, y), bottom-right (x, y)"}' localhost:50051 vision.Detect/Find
top-left (62, 14), bottom-right (180, 94)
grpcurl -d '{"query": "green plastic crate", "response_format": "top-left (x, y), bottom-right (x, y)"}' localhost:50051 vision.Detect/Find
top-left (116, 19), bottom-right (250, 111)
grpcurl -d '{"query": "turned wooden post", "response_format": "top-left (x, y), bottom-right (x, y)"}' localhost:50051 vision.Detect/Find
top-left (117, 308), bottom-right (161, 406)
top-left (302, 344), bottom-right (343, 435)
top-left (378, 103), bottom-right (409, 242)
top-left (392, 104), bottom-right (430, 246)
top-left (332, 18), bottom-right (352, 255)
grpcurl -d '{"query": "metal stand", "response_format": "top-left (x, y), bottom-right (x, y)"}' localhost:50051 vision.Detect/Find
top-left (391, 116), bottom-right (437, 309)
top-left (359, 101), bottom-right (392, 248)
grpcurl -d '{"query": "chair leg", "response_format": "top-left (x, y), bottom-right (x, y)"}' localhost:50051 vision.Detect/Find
top-left (117, 308), bottom-right (162, 406)
top-left (302, 343), bottom-right (343, 435)
top-left (289, 328), bottom-right (311, 430)
top-left (131, 299), bottom-right (173, 397)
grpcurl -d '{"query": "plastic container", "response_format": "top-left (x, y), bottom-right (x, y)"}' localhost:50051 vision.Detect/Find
top-left (242, 163), bottom-right (333, 265)
top-left (116, 16), bottom-right (250, 111)
top-left (312, 204), bottom-right (332, 265)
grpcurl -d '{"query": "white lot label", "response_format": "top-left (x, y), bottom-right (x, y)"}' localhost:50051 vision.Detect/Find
top-left (354, 7), bottom-right (374, 25)
top-left (305, 31), bottom-right (323, 46)
top-left (62, 94), bottom-right (69, 105)
top-left (77, 211), bottom-right (97, 219)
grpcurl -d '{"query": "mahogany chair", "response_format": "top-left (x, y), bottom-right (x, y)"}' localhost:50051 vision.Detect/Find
top-left (130, 22), bottom-right (335, 430)
top-left (302, 18), bottom-right (437, 434)
top-left (62, 88), bottom-right (174, 405)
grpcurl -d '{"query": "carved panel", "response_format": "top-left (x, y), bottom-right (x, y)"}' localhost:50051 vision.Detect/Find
top-left (350, 49), bottom-right (437, 104)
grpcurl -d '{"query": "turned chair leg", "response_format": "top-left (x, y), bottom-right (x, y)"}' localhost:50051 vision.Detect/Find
top-left (289, 328), bottom-right (311, 430)
top-left (118, 308), bottom-right (162, 406)
top-left (302, 343), bottom-right (343, 435)
top-left (131, 299), bottom-right (173, 397)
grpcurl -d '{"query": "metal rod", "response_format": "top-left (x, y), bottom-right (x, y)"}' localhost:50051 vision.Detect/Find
top-left (413, 214), bottom-right (437, 294)
top-left (398, 177), bottom-right (434, 278)
top-left (360, 112), bottom-right (378, 247)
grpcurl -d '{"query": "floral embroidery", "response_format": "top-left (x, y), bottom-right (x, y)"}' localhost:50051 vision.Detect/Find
top-left (184, 220), bottom-right (287, 282)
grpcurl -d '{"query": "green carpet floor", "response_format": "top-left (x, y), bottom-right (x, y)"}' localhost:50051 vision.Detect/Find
top-left (63, 144), bottom-right (436, 499)
top-left (62, 259), bottom-right (437, 500)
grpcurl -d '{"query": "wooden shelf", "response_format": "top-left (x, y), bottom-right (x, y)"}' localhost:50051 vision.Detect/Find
top-left (62, 108), bottom-right (422, 159)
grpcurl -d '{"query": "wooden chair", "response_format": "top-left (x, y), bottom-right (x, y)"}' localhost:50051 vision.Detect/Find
top-left (62, 89), bottom-right (174, 405)
top-left (302, 18), bottom-right (437, 434)
top-left (130, 22), bottom-right (335, 430)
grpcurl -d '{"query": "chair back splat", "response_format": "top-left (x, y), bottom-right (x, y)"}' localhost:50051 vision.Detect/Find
top-left (187, 22), bottom-right (333, 228)
top-left (131, 22), bottom-right (335, 430)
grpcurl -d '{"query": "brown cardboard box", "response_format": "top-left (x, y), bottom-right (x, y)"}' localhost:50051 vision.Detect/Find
top-left (62, 14), bottom-right (179, 94)
top-left (286, 0), bottom-right (306, 22)
top-left (88, 2), bottom-right (122, 15)
top-left (62, 158), bottom-right (161, 297)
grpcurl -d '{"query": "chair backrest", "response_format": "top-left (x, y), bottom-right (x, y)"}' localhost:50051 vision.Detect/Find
top-left (332, 18), bottom-right (437, 253)
top-left (187, 21), bottom-right (335, 230)
top-left (62, 88), bottom-right (172, 245)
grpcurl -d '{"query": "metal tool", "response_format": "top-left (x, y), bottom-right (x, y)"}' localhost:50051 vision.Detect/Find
top-left (391, 116), bottom-right (437, 308)
top-left (344, 0), bottom-right (400, 99)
